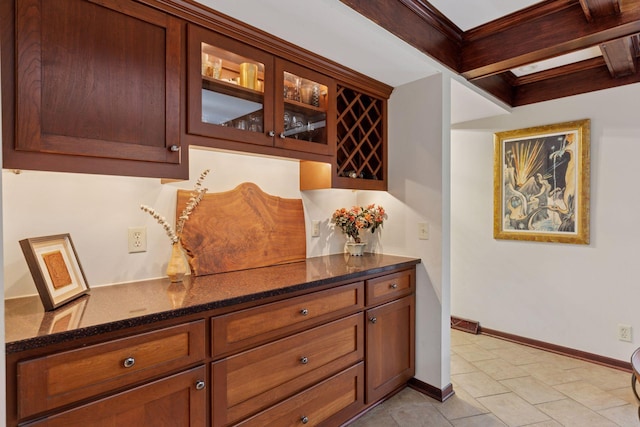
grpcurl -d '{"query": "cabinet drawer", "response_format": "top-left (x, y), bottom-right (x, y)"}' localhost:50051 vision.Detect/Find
top-left (235, 362), bottom-right (364, 427)
top-left (366, 269), bottom-right (414, 306)
top-left (22, 366), bottom-right (207, 426)
top-left (211, 281), bottom-right (363, 357)
top-left (17, 321), bottom-right (205, 420)
top-left (212, 314), bottom-right (364, 426)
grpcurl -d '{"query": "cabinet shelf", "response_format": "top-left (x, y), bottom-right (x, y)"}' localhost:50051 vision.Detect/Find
top-left (202, 77), bottom-right (264, 104)
top-left (284, 99), bottom-right (325, 114)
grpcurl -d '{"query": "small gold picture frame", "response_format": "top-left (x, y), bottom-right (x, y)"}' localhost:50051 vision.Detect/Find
top-left (494, 119), bottom-right (590, 244)
top-left (20, 234), bottom-right (90, 311)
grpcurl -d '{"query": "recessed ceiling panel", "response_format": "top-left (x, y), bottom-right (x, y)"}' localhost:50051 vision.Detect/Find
top-left (428, 0), bottom-right (544, 31)
top-left (511, 46), bottom-right (603, 76)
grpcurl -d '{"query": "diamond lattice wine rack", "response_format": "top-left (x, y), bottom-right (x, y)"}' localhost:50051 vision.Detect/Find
top-left (299, 85), bottom-right (387, 191)
top-left (335, 85), bottom-right (386, 190)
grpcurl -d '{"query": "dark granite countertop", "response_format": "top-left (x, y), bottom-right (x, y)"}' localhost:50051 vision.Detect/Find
top-left (5, 253), bottom-right (420, 353)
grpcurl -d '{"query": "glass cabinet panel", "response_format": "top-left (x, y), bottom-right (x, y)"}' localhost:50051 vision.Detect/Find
top-left (282, 71), bottom-right (328, 144)
top-left (200, 42), bottom-right (265, 133)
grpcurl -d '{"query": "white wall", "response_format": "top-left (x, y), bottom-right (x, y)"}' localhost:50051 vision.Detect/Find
top-left (380, 74), bottom-right (451, 389)
top-left (3, 149), bottom-right (364, 298)
top-left (451, 83), bottom-right (640, 362)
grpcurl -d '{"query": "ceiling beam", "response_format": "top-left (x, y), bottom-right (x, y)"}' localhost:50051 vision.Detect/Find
top-left (512, 60), bottom-right (640, 105)
top-left (579, 0), bottom-right (620, 22)
top-left (600, 36), bottom-right (637, 77)
top-left (339, 0), bottom-right (462, 72)
top-left (460, 0), bottom-right (640, 79)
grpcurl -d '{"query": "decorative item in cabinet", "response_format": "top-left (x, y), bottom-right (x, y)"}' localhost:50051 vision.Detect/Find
top-left (299, 85), bottom-right (387, 191)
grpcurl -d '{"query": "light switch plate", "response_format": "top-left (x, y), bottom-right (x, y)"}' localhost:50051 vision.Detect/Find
top-left (418, 222), bottom-right (429, 240)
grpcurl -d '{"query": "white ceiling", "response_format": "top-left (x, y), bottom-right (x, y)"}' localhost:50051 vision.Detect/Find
top-left (428, 0), bottom-right (543, 31)
top-left (202, 0), bottom-right (554, 123)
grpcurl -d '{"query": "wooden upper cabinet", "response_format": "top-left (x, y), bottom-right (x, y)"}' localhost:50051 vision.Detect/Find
top-left (186, 24), bottom-right (335, 158)
top-left (300, 84), bottom-right (387, 191)
top-left (7, 0), bottom-right (186, 178)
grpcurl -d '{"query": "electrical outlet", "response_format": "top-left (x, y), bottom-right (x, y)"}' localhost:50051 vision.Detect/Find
top-left (418, 222), bottom-right (429, 240)
top-left (128, 227), bottom-right (147, 253)
top-left (618, 324), bottom-right (632, 342)
top-left (311, 220), bottom-right (320, 237)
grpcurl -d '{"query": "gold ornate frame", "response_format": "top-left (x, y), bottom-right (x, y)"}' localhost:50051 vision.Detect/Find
top-left (494, 119), bottom-right (590, 244)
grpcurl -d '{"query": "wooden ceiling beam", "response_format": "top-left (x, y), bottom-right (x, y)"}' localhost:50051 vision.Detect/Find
top-left (460, 0), bottom-right (640, 79)
top-left (339, 0), bottom-right (462, 72)
top-left (512, 61), bottom-right (640, 105)
top-left (579, 0), bottom-right (620, 22)
top-left (600, 36), bottom-right (637, 77)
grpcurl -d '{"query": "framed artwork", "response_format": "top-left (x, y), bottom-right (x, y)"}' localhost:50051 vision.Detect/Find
top-left (494, 119), bottom-right (590, 244)
top-left (20, 234), bottom-right (90, 310)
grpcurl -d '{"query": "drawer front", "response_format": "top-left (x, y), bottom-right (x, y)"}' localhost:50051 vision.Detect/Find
top-left (235, 362), bottom-right (364, 427)
top-left (22, 366), bottom-right (207, 427)
top-left (211, 281), bottom-right (363, 357)
top-left (18, 321), bottom-right (205, 420)
top-left (366, 269), bottom-right (414, 306)
top-left (212, 314), bottom-right (364, 426)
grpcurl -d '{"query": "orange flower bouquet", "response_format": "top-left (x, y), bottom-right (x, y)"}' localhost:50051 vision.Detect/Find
top-left (331, 204), bottom-right (386, 243)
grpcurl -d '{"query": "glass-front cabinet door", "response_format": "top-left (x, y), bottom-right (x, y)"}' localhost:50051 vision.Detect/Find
top-left (187, 25), bottom-right (275, 147)
top-left (274, 61), bottom-right (335, 156)
top-left (188, 25), bottom-right (335, 157)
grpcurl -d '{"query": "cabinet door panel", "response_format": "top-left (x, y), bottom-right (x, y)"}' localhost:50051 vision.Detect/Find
top-left (24, 366), bottom-right (206, 427)
top-left (187, 24), bottom-right (275, 147)
top-left (274, 60), bottom-right (336, 156)
top-left (16, 0), bottom-right (182, 163)
top-left (366, 295), bottom-right (415, 404)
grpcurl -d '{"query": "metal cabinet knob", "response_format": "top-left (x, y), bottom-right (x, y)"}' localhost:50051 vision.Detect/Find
top-left (300, 356), bottom-right (309, 365)
top-left (123, 357), bottom-right (135, 368)
top-left (300, 308), bottom-right (309, 316)
top-left (301, 416), bottom-right (309, 424)
top-left (390, 283), bottom-right (398, 289)
top-left (279, 132), bottom-right (286, 139)
top-left (169, 145), bottom-right (180, 152)
top-left (369, 317), bottom-right (377, 324)
top-left (268, 130), bottom-right (276, 137)
top-left (195, 380), bottom-right (205, 390)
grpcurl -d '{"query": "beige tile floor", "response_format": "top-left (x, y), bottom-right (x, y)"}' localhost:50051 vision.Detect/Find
top-left (348, 329), bottom-right (639, 426)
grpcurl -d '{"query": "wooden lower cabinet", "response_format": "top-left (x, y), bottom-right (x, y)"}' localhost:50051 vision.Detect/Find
top-left (366, 294), bottom-right (416, 404)
top-left (24, 366), bottom-right (207, 426)
top-left (7, 266), bottom-right (417, 427)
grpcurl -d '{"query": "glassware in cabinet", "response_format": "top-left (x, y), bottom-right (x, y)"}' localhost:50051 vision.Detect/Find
top-left (275, 61), bottom-right (335, 156)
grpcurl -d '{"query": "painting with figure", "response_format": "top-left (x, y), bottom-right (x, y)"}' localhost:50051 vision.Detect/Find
top-left (493, 119), bottom-right (590, 245)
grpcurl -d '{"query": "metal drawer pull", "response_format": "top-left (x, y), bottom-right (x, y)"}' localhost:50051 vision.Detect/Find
top-left (279, 132), bottom-right (286, 139)
top-left (195, 381), bottom-right (206, 390)
top-left (169, 145), bottom-right (180, 152)
top-left (369, 317), bottom-right (377, 324)
top-left (268, 130), bottom-right (275, 137)
top-left (301, 416), bottom-right (309, 424)
top-left (390, 283), bottom-right (398, 289)
top-left (300, 356), bottom-right (309, 365)
top-left (300, 308), bottom-right (309, 316)
top-left (123, 357), bottom-right (135, 368)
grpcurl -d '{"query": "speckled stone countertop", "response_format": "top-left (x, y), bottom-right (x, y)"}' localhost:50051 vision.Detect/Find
top-left (5, 253), bottom-right (420, 354)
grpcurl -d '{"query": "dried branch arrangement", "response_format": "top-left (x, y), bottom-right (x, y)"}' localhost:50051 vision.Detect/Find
top-left (141, 169), bottom-right (210, 244)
